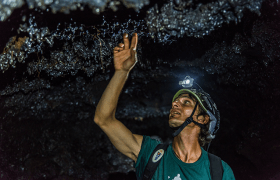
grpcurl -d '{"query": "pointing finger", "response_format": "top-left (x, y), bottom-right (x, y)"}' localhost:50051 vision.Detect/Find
top-left (130, 48), bottom-right (138, 64)
top-left (130, 33), bottom-right (138, 50)
top-left (123, 33), bottom-right (130, 50)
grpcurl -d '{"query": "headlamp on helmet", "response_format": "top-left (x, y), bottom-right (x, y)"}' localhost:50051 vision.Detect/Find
top-left (179, 76), bottom-right (194, 88)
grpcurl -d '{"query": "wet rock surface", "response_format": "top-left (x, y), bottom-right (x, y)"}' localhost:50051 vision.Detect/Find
top-left (0, 0), bottom-right (150, 21)
top-left (0, 0), bottom-right (280, 180)
top-left (146, 0), bottom-right (263, 40)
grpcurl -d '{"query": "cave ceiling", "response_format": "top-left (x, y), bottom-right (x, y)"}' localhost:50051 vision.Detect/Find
top-left (0, 0), bottom-right (280, 179)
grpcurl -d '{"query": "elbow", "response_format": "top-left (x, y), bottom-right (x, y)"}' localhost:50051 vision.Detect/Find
top-left (94, 112), bottom-right (113, 126)
top-left (94, 108), bottom-right (104, 124)
top-left (93, 116), bottom-right (98, 124)
top-left (94, 113), bottom-right (101, 125)
top-left (94, 116), bottom-right (104, 127)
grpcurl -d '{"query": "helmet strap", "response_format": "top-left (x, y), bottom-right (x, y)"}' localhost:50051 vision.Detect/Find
top-left (171, 102), bottom-right (207, 137)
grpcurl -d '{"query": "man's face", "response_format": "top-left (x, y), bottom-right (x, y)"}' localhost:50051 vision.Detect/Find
top-left (169, 93), bottom-right (200, 128)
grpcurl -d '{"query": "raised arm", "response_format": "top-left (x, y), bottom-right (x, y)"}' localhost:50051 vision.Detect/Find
top-left (94, 33), bottom-right (143, 162)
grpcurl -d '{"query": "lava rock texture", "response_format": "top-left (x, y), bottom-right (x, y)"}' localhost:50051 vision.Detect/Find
top-left (146, 0), bottom-right (263, 39)
top-left (0, 0), bottom-right (280, 180)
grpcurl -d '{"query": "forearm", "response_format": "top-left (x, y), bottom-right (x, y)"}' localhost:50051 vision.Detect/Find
top-left (94, 70), bottom-right (129, 124)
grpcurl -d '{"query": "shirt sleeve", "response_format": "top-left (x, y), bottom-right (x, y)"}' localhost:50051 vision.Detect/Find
top-left (134, 135), bottom-right (161, 179)
top-left (222, 161), bottom-right (236, 180)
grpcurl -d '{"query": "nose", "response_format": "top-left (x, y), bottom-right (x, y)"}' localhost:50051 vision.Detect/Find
top-left (172, 99), bottom-right (180, 108)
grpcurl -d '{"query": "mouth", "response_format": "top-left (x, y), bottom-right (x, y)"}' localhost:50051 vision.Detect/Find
top-left (170, 109), bottom-right (181, 118)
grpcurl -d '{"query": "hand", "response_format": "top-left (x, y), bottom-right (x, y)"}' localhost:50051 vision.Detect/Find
top-left (113, 33), bottom-right (138, 72)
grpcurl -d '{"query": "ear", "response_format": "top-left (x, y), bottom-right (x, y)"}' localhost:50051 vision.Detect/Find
top-left (203, 115), bottom-right (210, 124)
top-left (197, 115), bottom-right (210, 124)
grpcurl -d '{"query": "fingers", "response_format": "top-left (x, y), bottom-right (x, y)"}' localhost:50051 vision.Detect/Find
top-left (118, 43), bottom-right (124, 48)
top-left (114, 43), bottom-right (124, 52)
top-left (114, 47), bottom-right (123, 52)
top-left (115, 33), bottom-right (138, 52)
top-left (130, 33), bottom-right (138, 50)
top-left (123, 33), bottom-right (130, 50)
top-left (130, 46), bottom-right (137, 63)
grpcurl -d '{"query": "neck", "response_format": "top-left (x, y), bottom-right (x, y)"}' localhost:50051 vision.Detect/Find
top-left (172, 127), bottom-right (202, 163)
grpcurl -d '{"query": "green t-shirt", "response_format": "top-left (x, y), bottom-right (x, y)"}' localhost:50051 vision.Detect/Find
top-left (134, 136), bottom-right (235, 180)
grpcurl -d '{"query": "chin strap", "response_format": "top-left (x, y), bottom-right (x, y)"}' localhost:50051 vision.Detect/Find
top-left (171, 102), bottom-right (207, 137)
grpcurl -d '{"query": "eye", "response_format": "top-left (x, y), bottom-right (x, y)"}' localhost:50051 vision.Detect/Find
top-left (184, 100), bottom-right (190, 104)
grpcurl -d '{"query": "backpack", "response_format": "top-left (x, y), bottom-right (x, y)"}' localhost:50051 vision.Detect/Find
top-left (142, 142), bottom-right (223, 180)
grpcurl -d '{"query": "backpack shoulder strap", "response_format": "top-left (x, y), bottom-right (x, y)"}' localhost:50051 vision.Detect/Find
top-left (208, 153), bottom-right (224, 180)
top-left (142, 142), bottom-right (169, 180)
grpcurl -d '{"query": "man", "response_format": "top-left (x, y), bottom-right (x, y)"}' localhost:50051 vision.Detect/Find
top-left (94, 33), bottom-right (235, 180)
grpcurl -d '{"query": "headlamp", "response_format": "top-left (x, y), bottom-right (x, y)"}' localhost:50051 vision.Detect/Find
top-left (179, 76), bottom-right (194, 88)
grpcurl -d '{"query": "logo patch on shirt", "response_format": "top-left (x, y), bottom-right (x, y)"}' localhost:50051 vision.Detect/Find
top-left (152, 149), bottom-right (165, 163)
